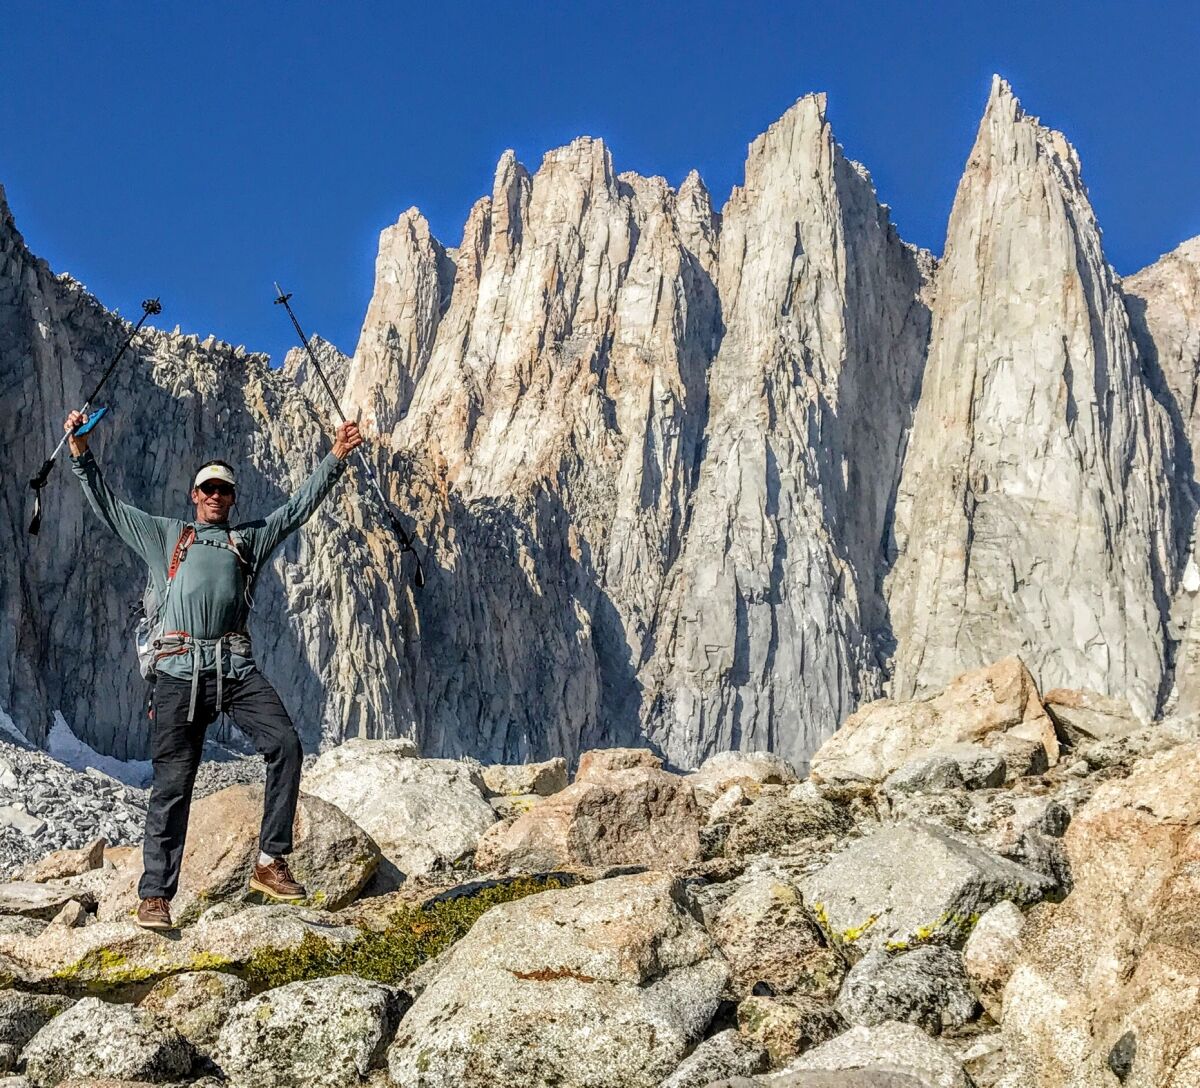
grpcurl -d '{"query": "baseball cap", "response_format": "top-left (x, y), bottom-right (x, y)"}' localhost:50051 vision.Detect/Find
top-left (193, 462), bottom-right (236, 490)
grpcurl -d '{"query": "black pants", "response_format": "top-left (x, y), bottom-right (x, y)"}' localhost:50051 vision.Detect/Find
top-left (138, 669), bottom-right (303, 900)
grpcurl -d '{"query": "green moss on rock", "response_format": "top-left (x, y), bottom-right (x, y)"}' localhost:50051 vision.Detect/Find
top-left (242, 875), bottom-right (562, 989)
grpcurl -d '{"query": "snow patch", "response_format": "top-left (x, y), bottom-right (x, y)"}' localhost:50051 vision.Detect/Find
top-left (0, 705), bottom-right (31, 747)
top-left (48, 710), bottom-right (152, 788)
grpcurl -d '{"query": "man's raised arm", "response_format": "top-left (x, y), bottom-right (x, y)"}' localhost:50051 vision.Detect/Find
top-left (65, 410), bottom-right (171, 564)
top-left (247, 420), bottom-right (362, 565)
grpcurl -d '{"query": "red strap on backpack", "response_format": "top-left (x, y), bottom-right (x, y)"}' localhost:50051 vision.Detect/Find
top-left (167, 526), bottom-right (196, 581)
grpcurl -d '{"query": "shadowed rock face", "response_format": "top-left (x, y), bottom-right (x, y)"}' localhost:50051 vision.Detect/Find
top-left (0, 185), bottom-right (361, 758)
top-left (2, 75), bottom-right (1198, 770)
top-left (1124, 238), bottom-right (1200, 716)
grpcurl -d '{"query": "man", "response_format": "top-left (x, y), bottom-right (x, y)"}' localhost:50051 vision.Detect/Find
top-left (65, 408), bottom-right (362, 930)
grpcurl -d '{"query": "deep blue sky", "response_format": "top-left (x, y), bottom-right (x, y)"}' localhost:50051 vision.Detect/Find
top-left (2, 1), bottom-right (1197, 369)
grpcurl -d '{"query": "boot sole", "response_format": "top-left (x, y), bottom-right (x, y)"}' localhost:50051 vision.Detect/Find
top-left (135, 917), bottom-right (173, 930)
top-left (248, 878), bottom-right (306, 902)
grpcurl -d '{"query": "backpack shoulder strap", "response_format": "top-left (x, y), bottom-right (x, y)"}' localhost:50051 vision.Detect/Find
top-left (167, 525), bottom-right (196, 581)
top-left (226, 530), bottom-right (253, 572)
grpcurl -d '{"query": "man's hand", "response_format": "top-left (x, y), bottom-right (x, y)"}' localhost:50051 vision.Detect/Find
top-left (64, 410), bottom-right (89, 457)
top-left (332, 420), bottom-right (363, 460)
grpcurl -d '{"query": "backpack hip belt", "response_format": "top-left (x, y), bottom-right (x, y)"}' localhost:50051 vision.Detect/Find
top-left (154, 630), bottom-right (254, 723)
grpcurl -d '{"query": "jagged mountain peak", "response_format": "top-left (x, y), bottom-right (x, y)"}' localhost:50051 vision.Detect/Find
top-left (973, 75), bottom-right (1083, 190)
top-left (678, 168), bottom-right (707, 197)
top-left (282, 333), bottom-right (349, 412)
top-left (0, 182), bottom-right (16, 239)
top-left (736, 92), bottom-right (831, 182)
top-left (887, 78), bottom-right (1182, 721)
top-left (387, 206), bottom-right (437, 238)
top-left (534, 135), bottom-right (616, 191)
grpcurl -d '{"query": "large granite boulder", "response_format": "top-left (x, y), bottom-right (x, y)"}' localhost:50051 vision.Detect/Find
top-left (214, 975), bottom-right (405, 1088)
top-left (1041, 687), bottom-right (1143, 746)
top-left (799, 820), bottom-right (1054, 955)
top-left (301, 746), bottom-right (494, 882)
top-left (386, 871), bottom-right (727, 1087)
top-left (138, 970), bottom-right (249, 1056)
top-left (15, 839), bottom-right (106, 883)
top-left (810, 658), bottom-right (1059, 785)
top-left (575, 748), bottom-right (664, 780)
top-left (723, 788), bottom-right (853, 863)
top-left (687, 752), bottom-right (799, 811)
top-left (881, 746), bottom-right (1006, 794)
top-left (97, 785), bottom-right (377, 925)
top-left (735, 996), bottom-right (845, 1067)
top-left (884, 787), bottom-right (1074, 894)
top-left (707, 873), bottom-right (844, 999)
top-left (474, 764), bottom-right (702, 873)
top-left (835, 946), bottom-right (979, 1033)
top-left (20, 998), bottom-right (192, 1086)
top-left (962, 900), bottom-right (1025, 1019)
top-left (660, 1030), bottom-right (767, 1088)
top-left (0, 992), bottom-right (73, 1074)
top-left (1001, 741), bottom-right (1200, 1086)
top-left (779, 1021), bottom-right (973, 1088)
top-left (481, 758), bottom-right (568, 798)
top-left (713, 1073), bottom-right (939, 1087)
top-left (0, 883), bottom-right (93, 922)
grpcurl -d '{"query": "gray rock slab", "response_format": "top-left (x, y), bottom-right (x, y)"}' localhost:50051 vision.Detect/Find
top-left (387, 871), bottom-right (727, 1087)
top-left (782, 1021), bottom-right (974, 1088)
top-left (962, 900), bottom-right (1027, 1019)
top-left (714, 1072), bottom-right (938, 1087)
top-left (800, 820), bottom-right (1054, 954)
top-left (735, 996), bottom-right (846, 1068)
top-left (836, 946), bottom-right (979, 1033)
top-left (709, 873), bottom-right (844, 999)
top-left (0, 883), bottom-right (88, 921)
top-left (139, 970), bottom-right (249, 1055)
top-left (660, 1030), bottom-right (767, 1088)
top-left (0, 809), bottom-right (46, 839)
top-left (482, 758), bottom-right (568, 797)
top-left (0, 992), bottom-right (72, 1063)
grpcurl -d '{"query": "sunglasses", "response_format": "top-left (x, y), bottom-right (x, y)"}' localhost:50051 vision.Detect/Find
top-left (197, 481), bottom-right (235, 498)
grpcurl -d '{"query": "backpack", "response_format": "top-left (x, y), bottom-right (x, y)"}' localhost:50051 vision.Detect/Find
top-left (133, 524), bottom-right (254, 680)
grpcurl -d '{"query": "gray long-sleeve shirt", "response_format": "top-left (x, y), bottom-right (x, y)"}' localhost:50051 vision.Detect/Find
top-left (71, 448), bottom-right (348, 681)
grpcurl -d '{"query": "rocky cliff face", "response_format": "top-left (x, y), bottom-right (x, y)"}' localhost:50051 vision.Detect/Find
top-left (1124, 238), bottom-right (1200, 714)
top-left (3, 77), bottom-right (1199, 769)
top-left (885, 77), bottom-right (1187, 723)
top-left (638, 94), bottom-right (932, 769)
top-left (0, 186), bottom-right (380, 758)
top-left (348, 138), bottom-right (723, 761)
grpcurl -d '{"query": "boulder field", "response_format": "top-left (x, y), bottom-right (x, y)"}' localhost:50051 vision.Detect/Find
top-left (0, 657), bottom-right (1196, 1086)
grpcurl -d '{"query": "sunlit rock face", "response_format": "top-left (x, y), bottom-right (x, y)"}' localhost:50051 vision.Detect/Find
top-left (637, 93), bottom-right (932, 769)
top-left (885, 76), bottom-right (1186, 724)
top-left (1123, 238), bottom-right (1200, 716)
top-left (348, 138), bottom-right (723, 763)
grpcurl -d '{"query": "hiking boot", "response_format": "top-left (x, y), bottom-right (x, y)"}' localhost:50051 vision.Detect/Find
top-left (249, 857), bottom-right (306, 902)
top-left (136, 896), bottom-right (173, 930)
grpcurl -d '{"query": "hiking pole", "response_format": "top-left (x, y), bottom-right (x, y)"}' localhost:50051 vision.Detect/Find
top-left (27, 297), bottom-right (162, 535)
top-left (273, 284), bottom-right (426, 588)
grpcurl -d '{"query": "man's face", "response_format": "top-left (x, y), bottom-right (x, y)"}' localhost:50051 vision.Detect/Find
top-left (192, 480), bottom-right (235, 524)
